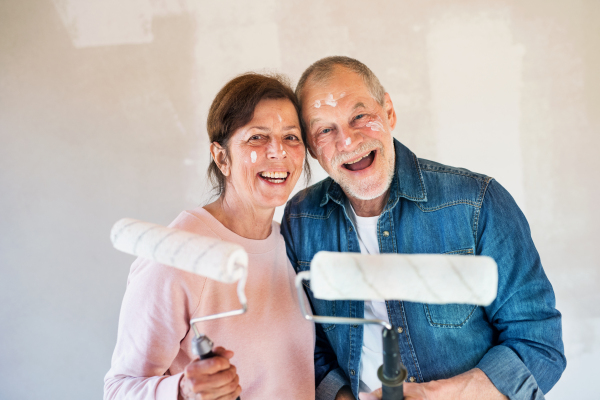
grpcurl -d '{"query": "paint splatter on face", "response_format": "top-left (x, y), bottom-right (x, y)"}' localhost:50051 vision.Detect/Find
top-left (251, 151), bottom-right (257, 163)
top-left (325, 93), bottom-right (337, 107)
top-left (345, 137), bottom-right (351, 146)
top-left (366, 121), bottom-right (384, 131)
top-left (314, 100), bottom-right (321, 108)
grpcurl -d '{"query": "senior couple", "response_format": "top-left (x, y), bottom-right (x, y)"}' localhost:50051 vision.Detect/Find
top-left (105, 57), bottom-right (565, 400)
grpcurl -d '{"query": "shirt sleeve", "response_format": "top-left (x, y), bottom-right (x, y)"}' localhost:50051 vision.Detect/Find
top-left (281, 205), bottom-right (351, 400)
top-left (104, 257), bottom-right (203, 400)
top-left (475, 179), bottom-right (566, 399)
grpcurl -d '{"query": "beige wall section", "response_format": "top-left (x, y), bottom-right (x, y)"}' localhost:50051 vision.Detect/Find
top-left (1, 0), bottom-right (598, 398)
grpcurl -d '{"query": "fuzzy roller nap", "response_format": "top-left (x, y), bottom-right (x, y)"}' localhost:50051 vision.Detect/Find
top-left (111, 217), bottom-right (248, 400)
top-left (296, 251), bottom-right (499, 400)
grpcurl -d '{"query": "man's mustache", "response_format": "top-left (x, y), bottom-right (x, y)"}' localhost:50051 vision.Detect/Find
top-left (331, 140), bottom-right (383, 167)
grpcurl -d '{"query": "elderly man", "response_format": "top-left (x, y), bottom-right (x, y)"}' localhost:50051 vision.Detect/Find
top-left (281, 56), bottom-right (565, 400)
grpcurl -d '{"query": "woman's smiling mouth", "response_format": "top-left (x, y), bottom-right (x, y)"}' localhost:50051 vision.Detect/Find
top-left (259, 171), bottom-right (289, 183)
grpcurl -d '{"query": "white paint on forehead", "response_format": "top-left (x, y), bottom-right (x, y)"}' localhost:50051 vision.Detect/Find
top-left (278, 114), bottom-right (282, 122)
top-left (345, 137), bottom-right (351, 145)
top-left (251, 151), bottom-right (257, 163)
top-left (325, 93), bottom-right (337, 107)
top-left (314, 100), bottom-right (321, 108)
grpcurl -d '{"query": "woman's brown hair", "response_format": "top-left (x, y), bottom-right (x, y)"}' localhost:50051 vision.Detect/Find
top-left (207, 72), bottom-right (310, 196)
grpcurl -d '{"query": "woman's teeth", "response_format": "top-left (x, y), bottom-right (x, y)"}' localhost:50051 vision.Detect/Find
top-left (260, 171), bottom-right (288, 183)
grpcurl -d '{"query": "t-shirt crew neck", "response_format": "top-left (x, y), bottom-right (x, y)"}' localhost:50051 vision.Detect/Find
top-left (346, 199), bottom-right (391, 393)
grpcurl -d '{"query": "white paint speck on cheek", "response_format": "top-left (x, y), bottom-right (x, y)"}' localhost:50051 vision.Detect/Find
top-left (366, 121), bottom-right (384, 131)
top-left (251, 151), bottom-right (257, 163)
top-left (314, 100), bottom-right (321, 108)
top-left (339, 92), bottom-right (346, 98)
top-left (325, 93), bottom-right (337, 107)
top-left (280, 144), bottom-right (283, 150)
top-left (345, 137), bottom-right (351, 145)
top-left (278, 114), bottom-right (282, 122)
top-left (282, 150), bottom-right (286, 155)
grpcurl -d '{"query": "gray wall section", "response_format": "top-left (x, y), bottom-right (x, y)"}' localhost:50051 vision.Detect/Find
top-left (1, 0), bottom-right (598, 398)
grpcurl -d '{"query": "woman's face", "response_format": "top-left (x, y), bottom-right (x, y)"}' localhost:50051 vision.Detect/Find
top-left (219, 98), bottom-right (305, 211)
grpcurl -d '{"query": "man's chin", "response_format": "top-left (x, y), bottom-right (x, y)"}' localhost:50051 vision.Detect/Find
top-left (337, 175), bottom-right (392, 201)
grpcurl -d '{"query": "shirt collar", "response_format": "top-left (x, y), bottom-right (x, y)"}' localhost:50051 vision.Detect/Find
top-left (320, 138), bottom-right (428, 208)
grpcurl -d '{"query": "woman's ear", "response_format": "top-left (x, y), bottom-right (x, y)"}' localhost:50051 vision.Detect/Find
top-left (210, 142), bottom-right (230, 177)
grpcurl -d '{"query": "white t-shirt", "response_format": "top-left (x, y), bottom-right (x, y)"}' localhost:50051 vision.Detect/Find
top-left (346, 200), bottom-right (390, 392)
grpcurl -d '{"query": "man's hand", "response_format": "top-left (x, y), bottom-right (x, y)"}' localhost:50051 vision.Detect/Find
top-left (358, 368), bottom-right (507, 400)
top-left (179, 346), bottom-right (241, 400)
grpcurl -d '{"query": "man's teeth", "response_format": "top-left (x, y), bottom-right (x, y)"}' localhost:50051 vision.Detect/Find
top-left (345, 152), bottom-right (372, 165)
top-left (260, 171), bottom-right (288, 179)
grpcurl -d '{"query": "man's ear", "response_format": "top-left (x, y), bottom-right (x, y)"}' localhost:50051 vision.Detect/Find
top-left (383, 93), bottom-right (397, 131)
top-left (210, 142), bottom-right (230, 176)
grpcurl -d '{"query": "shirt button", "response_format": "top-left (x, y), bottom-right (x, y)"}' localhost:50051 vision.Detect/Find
top-left (352, 324), bottom-right (358, 328)
top-left (350, 369), bottom-right (356, 375)
top-left (349, 226), bottom-right (353, 232)
top-left (383, 231), bottom-right (389, 237)
top-left (397, 327), bottom-right (403, 333)
top-left (409, 376), bottom-right (416, 382)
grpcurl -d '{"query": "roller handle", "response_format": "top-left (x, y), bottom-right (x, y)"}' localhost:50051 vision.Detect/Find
top-left (378, 328), bottom-right (407, 400)
top-left (192, 335), bottom-right (241, 400)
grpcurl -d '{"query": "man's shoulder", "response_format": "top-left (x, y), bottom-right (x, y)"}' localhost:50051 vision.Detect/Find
top-left (285, 177), bottom-right (335, 218)
top-left (415, 158), bottom-right (495, 208)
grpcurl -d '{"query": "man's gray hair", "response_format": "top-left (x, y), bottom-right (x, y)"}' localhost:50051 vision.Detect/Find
top-left (295, 56), bottom-right (386, 108)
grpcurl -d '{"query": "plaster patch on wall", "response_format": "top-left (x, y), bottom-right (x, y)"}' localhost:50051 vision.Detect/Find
top-left (427, 11), bottom-right (527, 212)
top-left (51, 0), bottom-right (155, 47)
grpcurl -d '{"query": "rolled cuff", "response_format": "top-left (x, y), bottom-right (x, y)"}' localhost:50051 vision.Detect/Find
top-left (316, 368), bottom-right (351, 400)
top-left (477, 346), bottom-right (545, 400)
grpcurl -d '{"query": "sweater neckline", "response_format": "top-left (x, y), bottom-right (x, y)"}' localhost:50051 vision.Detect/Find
top-left (184, 207), bottom-right (280, 255)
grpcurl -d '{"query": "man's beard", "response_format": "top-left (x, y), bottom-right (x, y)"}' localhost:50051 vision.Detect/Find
top-left (329, 138), bottom-right (395, 201)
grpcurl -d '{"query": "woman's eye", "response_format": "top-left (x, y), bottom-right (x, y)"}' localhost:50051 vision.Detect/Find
top-left (285, 135), bottom-right (300, 141)
top-left (249, 135), bottom-right (262, 141)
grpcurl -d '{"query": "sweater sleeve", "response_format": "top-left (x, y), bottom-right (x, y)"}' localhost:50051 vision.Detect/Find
top-left (104, 257), bottom-right (204, 400)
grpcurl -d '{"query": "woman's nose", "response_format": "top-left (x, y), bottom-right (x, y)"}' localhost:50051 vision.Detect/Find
top-left (267, 138), bottom-right (286, 159)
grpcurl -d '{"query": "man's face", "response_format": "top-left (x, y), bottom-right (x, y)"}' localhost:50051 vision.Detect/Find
top-left (301, 67), bottom-right (397, 201)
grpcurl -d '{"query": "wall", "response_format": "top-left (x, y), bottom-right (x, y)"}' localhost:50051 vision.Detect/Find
top-left (1, 0), bottom-right (598, 398)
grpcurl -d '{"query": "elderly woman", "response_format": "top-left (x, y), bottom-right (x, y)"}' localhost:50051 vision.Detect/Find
top-left (104, 73), bottom-right (315, 400)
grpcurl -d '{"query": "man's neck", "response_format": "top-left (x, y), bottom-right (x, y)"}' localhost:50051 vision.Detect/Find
top-left (346, 190), bottom-right (390, 217)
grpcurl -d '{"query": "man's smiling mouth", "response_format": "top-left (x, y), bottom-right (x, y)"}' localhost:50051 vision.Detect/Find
top-left (343, 151), bottom-right (375, 172)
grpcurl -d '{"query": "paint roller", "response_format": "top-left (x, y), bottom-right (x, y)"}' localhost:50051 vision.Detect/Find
top-left (296, 251), bottom-right (498, 400)
top-left (110, 218), bottom-right (247, 399)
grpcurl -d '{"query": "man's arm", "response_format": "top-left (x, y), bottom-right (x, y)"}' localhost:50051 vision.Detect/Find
top-left (472, 179), bottom-right (565, 398)
top-left (281, 205), bottom-right (351, 400)
top-left (358, 369), bottom-right (506, 400)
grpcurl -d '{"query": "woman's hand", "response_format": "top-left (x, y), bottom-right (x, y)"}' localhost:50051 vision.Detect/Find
top-left (179, 346), bottom-right (241, 400)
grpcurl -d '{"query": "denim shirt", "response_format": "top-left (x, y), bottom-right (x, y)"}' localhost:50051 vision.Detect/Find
top-left (281, 139), bottom-right (565, 400)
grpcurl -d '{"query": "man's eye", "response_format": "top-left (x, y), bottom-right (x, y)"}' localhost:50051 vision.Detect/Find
top-left (354, 114), bottom-right (365, 121)
top-left (321, 128), bottom-right (332, 134)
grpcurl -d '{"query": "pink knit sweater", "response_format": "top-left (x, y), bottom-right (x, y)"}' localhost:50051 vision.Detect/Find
top-left (104, 207), bottom-right (315, 400)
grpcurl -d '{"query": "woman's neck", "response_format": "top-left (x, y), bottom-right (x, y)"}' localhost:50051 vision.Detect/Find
top-left (203, 190), bottom-right (275, 240)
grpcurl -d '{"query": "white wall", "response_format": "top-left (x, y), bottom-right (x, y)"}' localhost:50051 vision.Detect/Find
top-left (1, 0), bottom-right (598, 398)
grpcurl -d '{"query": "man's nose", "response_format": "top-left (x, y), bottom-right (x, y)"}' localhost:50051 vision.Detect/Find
top-left (337, 125), bottom-right (361, 152)
top-left (266, 137), bottom-right (286, 159)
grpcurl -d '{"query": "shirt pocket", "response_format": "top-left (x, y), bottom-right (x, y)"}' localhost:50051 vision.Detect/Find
top-left (423, 248), bottom-right (478, 329)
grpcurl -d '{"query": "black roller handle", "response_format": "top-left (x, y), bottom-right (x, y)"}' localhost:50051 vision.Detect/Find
top-left (192, 334), bottom-right (241, 400)
top-left (377, 327), bottom-right (408, 400)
